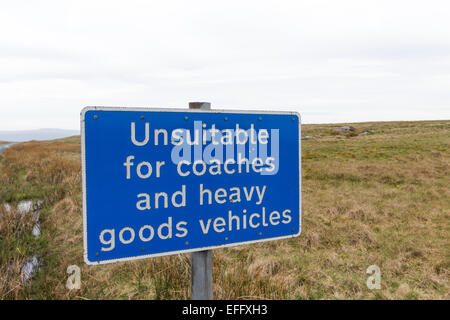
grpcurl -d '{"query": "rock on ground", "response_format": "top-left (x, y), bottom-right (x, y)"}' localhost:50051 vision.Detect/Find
top-left (334, 126), bottom-right (356, 133)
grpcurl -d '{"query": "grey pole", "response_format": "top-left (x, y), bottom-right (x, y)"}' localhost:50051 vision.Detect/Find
top-left (189, 102), bottom-right (211, 110)
top-left (189, 101), bottom-right (213, 300)
top-left (191, 250), bottom-right (213, 300)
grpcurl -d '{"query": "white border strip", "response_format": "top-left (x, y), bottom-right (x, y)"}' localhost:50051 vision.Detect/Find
top-left (81, 106), bottom-right (302, 265)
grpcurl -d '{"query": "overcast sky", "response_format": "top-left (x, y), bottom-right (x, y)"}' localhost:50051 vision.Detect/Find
top-left (1, 0), bottom-right (449, 130)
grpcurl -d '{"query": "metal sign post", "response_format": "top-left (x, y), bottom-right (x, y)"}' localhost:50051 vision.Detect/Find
top-left (189, 102), bottom-right (213, 300)
top-left (191, 249), bottom-right (212, 300)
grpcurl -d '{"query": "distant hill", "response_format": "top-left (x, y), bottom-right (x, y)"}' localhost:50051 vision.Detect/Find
top-left (0, 128), bottom-right (79, 142)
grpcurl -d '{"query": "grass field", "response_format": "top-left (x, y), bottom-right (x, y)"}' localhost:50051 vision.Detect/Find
top-left (0, 120), bottom-right (449, 299)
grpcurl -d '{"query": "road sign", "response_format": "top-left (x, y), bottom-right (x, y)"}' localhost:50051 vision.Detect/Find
top-left (81, 106), bottom-right (301, 265)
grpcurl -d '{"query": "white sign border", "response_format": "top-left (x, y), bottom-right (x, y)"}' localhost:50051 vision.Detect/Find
top-left (81, 106), bottom-right (302, 265)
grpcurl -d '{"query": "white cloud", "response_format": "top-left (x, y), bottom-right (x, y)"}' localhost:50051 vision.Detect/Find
top-left (0, 0), bottom-right (449, 130)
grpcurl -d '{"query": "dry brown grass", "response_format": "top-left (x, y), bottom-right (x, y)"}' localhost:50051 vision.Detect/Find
top-left (0, 205), bottom-right (36, 299)
top-left (0, 120), bottom-right (449, 300)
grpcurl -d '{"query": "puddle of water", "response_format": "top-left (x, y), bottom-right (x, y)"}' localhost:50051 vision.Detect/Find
top-left (21, 255), bottom-right (40, 283)
top-left (32, 222), bottom-right (41, 237)
top-left (2, 199), bottom-right (44, 283)
top-left (0, 143), bottom-right (17, 154)
top-left (16, 200), bottom-right (43, 216)
top-left (17, 200), bottom-right (33, 214)
top-left (1, 183), bottom-right (44, 285)
top-left (3, 203), bottom-right (11, 213)
top-left (2, 200), bottom-right (43, 237)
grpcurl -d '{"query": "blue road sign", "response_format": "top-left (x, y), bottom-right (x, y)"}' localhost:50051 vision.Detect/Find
top-left (81, 107), bottom-right (301, 264)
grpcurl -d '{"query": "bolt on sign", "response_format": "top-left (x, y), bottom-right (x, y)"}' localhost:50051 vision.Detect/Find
top-left (81, 107), bottom-right (301, 264)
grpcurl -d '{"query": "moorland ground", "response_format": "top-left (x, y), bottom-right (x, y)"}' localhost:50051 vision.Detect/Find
top-left (0, 120), bottom-right (449, 299)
